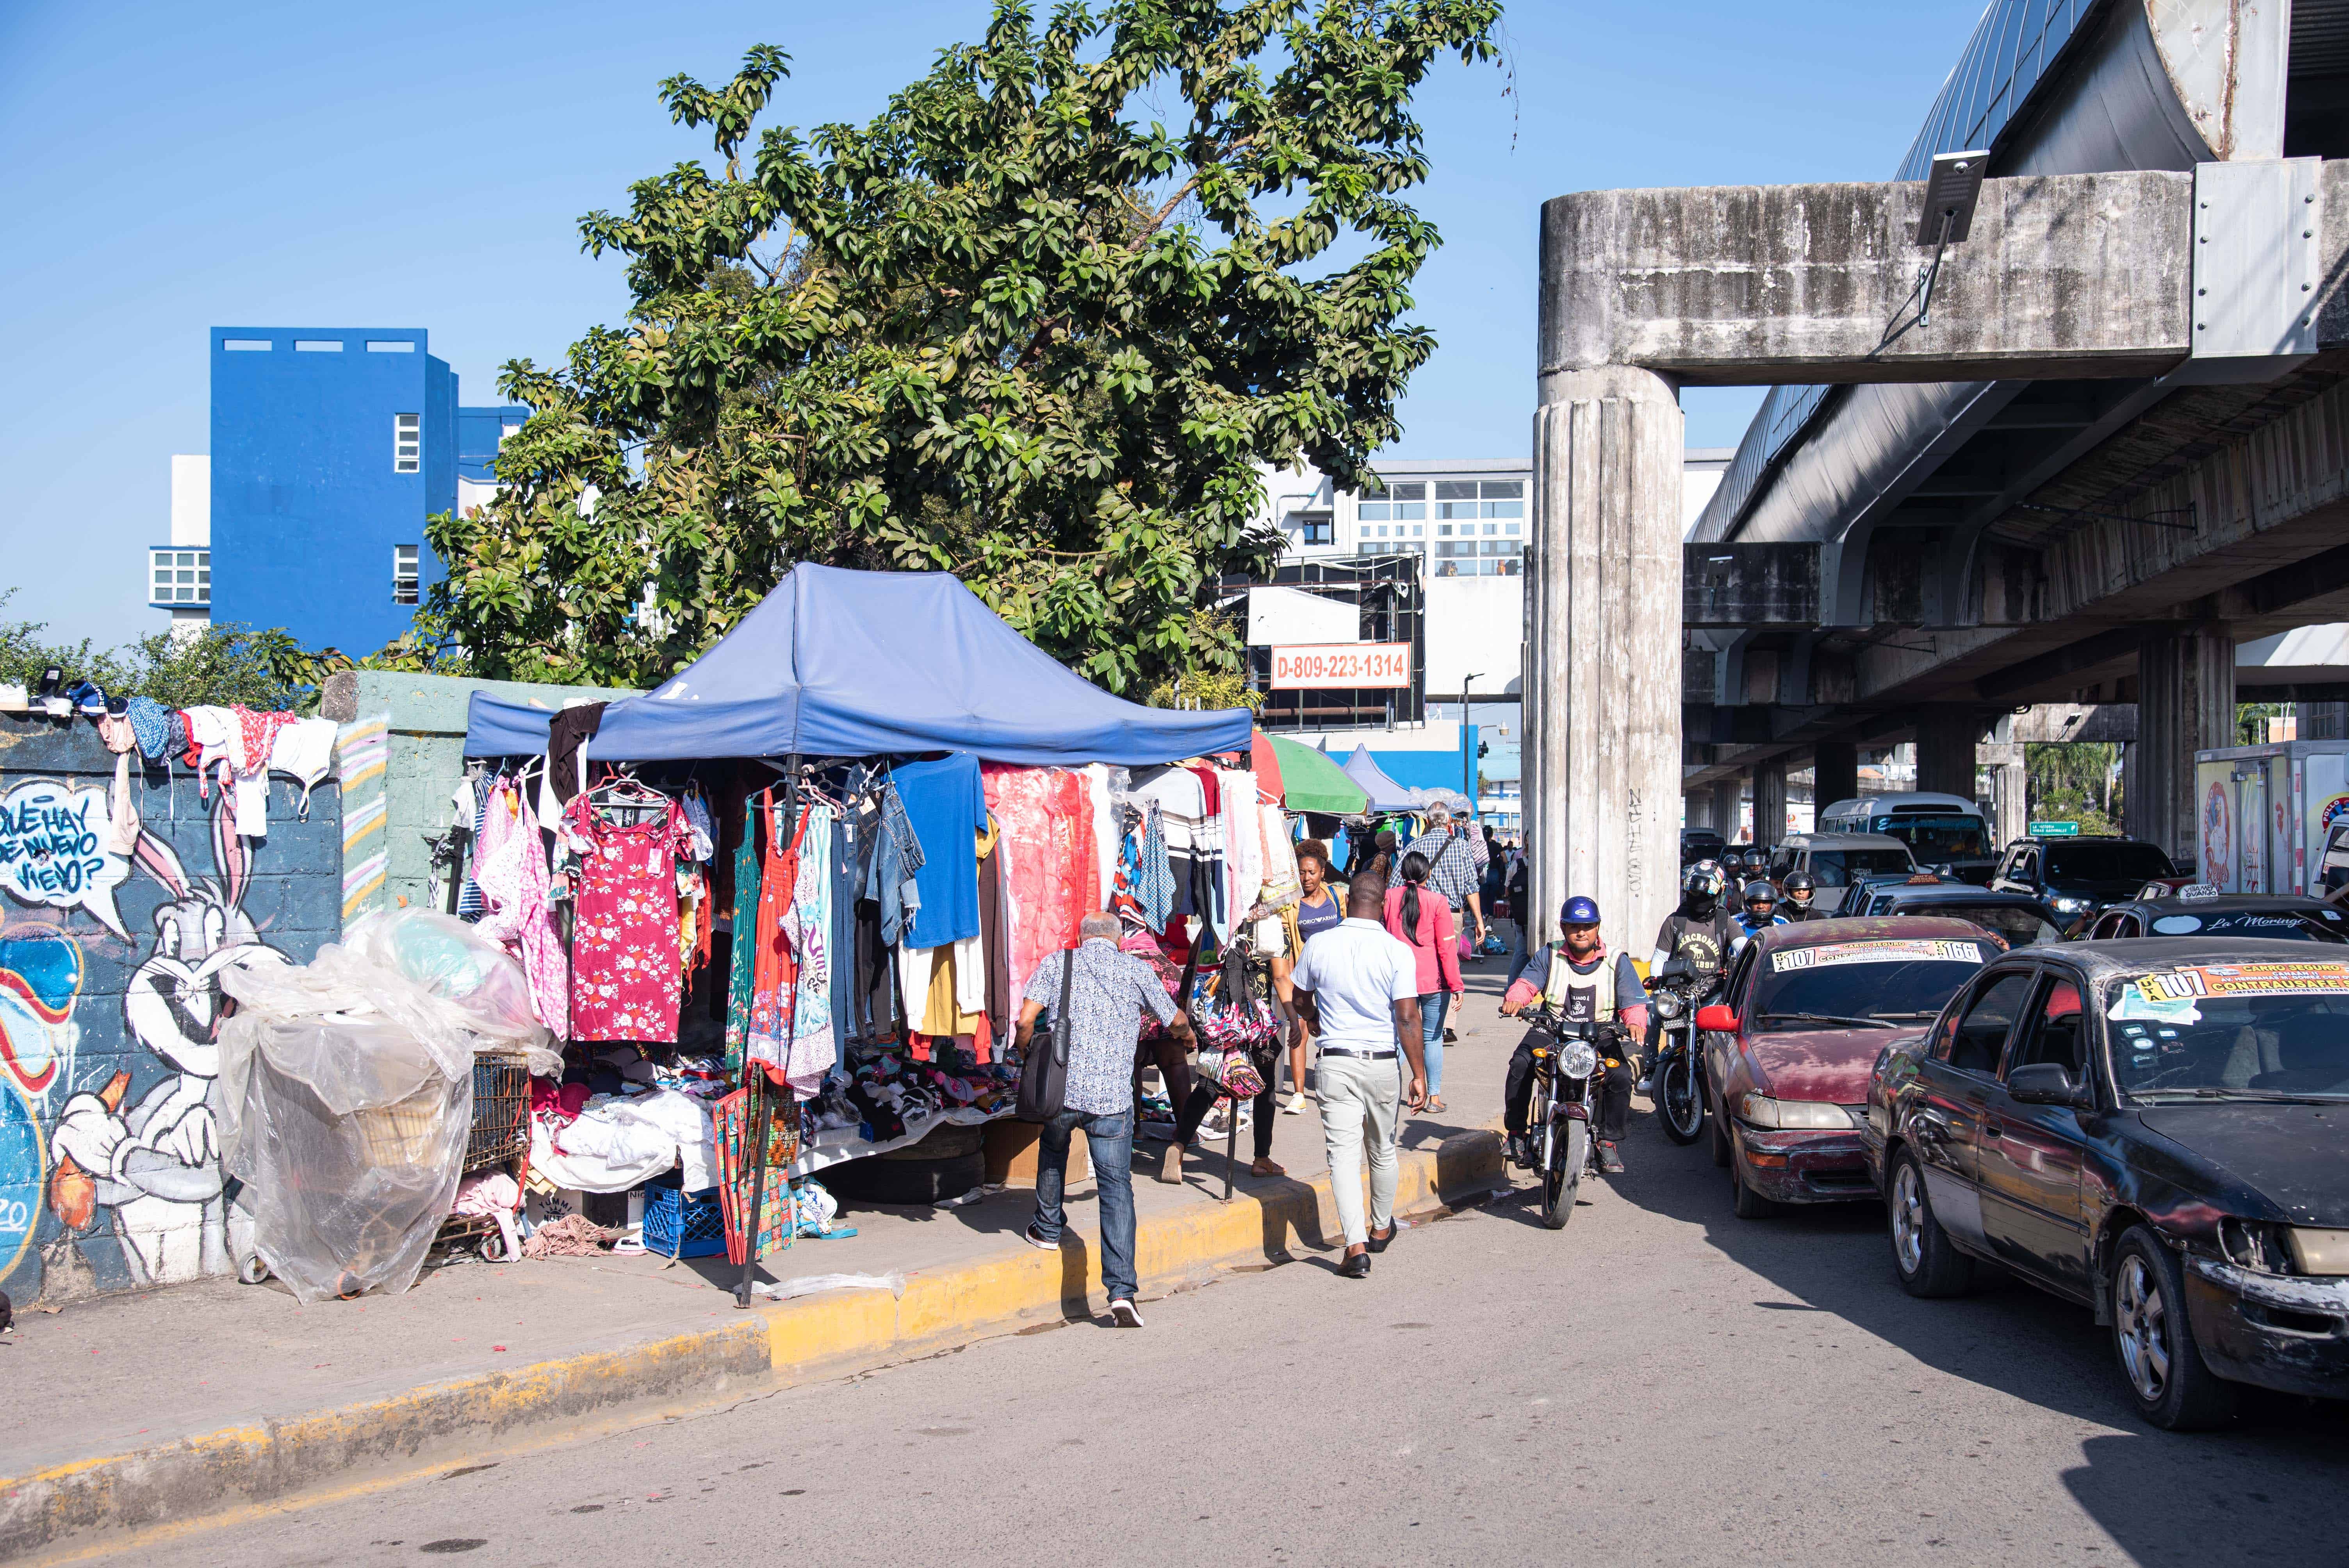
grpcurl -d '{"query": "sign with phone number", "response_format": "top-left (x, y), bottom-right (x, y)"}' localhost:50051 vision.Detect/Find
top-left (1269, 643), bottom-right (1412, 690)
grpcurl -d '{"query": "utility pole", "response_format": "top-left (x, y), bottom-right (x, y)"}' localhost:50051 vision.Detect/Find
top-left (1461, 673), bottom-right (1483, 819)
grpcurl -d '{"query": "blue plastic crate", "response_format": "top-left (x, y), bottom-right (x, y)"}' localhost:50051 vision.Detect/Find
top-left (643, 1180), bottom-right (727, 1259)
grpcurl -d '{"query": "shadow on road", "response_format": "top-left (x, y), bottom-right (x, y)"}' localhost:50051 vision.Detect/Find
top-left (1600, 1098), bottom-right (2349, 1552)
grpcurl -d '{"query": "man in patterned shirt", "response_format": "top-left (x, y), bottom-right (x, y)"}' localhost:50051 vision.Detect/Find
top-left (1016, 911), bottom-right (1191, 1328)
top-left (1405, 801), bottom-right (1488, 953)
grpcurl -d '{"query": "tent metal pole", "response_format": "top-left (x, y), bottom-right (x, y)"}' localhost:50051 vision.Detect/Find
top-left (734, 757), bottom-right (800, 1308)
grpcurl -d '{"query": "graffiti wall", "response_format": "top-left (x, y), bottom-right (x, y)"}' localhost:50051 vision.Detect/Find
top-left (0, 715), bottom-right (341, 1305)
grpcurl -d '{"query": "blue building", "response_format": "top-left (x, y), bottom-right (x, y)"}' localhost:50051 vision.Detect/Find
top-left (188, 327), bottom-right (525, 652)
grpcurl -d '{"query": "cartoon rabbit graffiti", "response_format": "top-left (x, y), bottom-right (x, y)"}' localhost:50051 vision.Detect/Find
top-left (46, 796), bottom-right (286, 1286)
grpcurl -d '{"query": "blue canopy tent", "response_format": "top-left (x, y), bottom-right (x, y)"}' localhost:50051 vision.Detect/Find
top-left (1340, 745), bottom-right (1420, 812)
top-left (463, 564), bottom-right (1251, 765)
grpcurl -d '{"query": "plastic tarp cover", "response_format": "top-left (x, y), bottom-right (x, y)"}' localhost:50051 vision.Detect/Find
top-left (1266, 734), bottom-right (1369, 816)
top-left (463, 564), bottom-right (1251, 766)
top-left (1340, 745), bottom-right (1420, 811)
top-left (217, 911), bottom-right (557, 1303)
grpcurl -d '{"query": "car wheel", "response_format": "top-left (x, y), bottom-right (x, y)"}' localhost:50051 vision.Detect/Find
top-left (1887, 1147), bottom-right (1972, 1298)
top-left (1729, 1148), bottom-right (1775, 1219)
top-left (2110, 1226), bottom-right (2237, 1431)
top-left (1709, 1088), bottom-right (1732, 1168)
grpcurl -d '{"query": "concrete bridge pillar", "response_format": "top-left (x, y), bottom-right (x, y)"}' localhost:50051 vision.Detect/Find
top-left (2129, 626), bottom-right (2236, 872)
top-left (1812, 742), bottom-right (1857, 818)
top-left (1753, 756), bottom-right (1788, 847)
top-left (1526, 365), bottom-right (1684, 953)
top-left (1709, 778), bottom-right (1742, 838)
top-left (1916, 708), bottom-right (1987, 802)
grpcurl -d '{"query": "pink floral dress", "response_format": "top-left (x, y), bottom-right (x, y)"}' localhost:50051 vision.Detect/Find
top-left (563, 795), bottom-right (693, 1042)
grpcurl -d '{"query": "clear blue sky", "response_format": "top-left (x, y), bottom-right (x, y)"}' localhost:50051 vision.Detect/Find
top-left (0, 0), bottom-right (1987, 647)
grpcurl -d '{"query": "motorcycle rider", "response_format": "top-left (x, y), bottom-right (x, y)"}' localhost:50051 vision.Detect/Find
top-left (1640, 862), bottom-right (1738, 1091)
top-left (1780, 869), bottom-right (1829, 921)
top-left (1729, 878), bottom-right (1791, 953)
top-left (1499, 896), bottom-right (1649, 1176)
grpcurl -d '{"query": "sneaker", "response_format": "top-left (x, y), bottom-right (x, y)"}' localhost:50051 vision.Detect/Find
top-left (1506, 1133), bottom-right (1531, 1168)
top-left (1282, 1092), bottom-right (1308, 1116)
top-left (1109, 1298), bottom-right (1145, 1327)
top-left (1021, 1223), bottom-right (1058, 1251)
top-left (1597, 1140), bottom-right (1626, 1175)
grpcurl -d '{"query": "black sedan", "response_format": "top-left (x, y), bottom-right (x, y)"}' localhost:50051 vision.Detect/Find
top-left (2079, 893), bottom-right (2349, 944)
top-left (1863, 937), bottom-right (2349, 1429)
top-left (1838, 881), bottom-right (2067, 949)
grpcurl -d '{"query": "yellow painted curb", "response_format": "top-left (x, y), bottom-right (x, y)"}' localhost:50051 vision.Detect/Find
top-left (0, 1129), bottom-right (1500, 1562)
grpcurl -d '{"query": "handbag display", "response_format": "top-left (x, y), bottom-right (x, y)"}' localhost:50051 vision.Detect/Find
top-left (1016, 948), bottom-right (1076, 1122)
top-left (1214, 1049), bottom-right (1267, 1099)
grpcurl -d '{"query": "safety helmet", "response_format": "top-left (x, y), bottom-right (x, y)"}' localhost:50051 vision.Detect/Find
top-left (1682, 862), bottom-right (1725, 898)
top-left (1560, 894), bottom-right (1602, 927)
top-left (1742, 878), bottom-right (1779, 905)
top-left (1783, 870), bottom-right (1816, 900)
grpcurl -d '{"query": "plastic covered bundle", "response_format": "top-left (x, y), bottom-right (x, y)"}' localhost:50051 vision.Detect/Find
top-left (219, 1016), bottom-right (469, 1303)
top-left (216, 909), bottom-right (556, 1302)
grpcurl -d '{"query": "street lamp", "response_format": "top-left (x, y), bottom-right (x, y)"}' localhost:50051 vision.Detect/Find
top-left (1461, 672), bottom-right (1484, 818)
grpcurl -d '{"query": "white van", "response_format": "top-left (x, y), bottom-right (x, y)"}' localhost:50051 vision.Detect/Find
top-left (1816, 793), bottom-right (1996, 882)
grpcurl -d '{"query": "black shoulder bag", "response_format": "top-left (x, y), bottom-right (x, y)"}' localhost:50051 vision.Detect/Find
top-left (1016, 948), bottom-right (1077, 1123)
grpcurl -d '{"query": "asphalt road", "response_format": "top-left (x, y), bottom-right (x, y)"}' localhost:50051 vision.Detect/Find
top-left (109, 1114), bottom-right (2349, 1568)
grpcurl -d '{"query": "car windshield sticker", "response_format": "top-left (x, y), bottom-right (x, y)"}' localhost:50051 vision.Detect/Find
top-left (2151, 915), bottom-right (2203, 934)
top-left (1770, 938), bottom-right (1986, 973)
top-left (2108, 962), bottom-right (2349, 1023)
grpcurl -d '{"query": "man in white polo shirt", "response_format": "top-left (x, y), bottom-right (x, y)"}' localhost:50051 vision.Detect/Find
top-left (1290, 874), bottom-right (1428, 1279)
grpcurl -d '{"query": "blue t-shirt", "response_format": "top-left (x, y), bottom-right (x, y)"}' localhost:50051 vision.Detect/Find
top-left (893, 754), bottom-right (987, 948)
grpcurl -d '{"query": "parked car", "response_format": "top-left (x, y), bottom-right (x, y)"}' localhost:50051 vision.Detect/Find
top-left (1694, 917), bottom-right (1996, 1218)
top-left (2080, 892), bottom-right (2349, 944)
top-left (1864, 936), bottom-right (2349, 1429)
top-left (1767, 833), bottom-right (1918, 897)
top-left (1841, 882), bottom-right (2068, 949)
top-left (1989, 835), bottom-right (2178, 923)
top-left (1817, 792), bottom-right (1998, 884)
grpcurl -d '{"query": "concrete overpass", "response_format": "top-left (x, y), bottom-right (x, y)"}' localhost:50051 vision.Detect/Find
top-left (1524, 0), bottom-right (2349, 951)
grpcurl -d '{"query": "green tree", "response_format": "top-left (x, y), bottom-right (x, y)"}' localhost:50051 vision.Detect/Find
top-left (2025, 741), bottom-right (2121, 834)
top-left (0, 593), bottom-right (343, 711)
top-left (428, 0), bottom-right (1503, 693)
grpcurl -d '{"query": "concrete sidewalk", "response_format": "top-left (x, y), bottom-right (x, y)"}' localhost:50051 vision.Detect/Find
top-left (0, 965), bottom-right (1522, 1560)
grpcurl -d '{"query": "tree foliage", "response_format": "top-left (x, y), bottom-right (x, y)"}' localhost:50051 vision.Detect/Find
top-left (0, 592), bottom-right (341, 712)
top-left (2025, 741), bottom-right (2121, 835)
top-left (428, 0), bottom-right (1502, 693)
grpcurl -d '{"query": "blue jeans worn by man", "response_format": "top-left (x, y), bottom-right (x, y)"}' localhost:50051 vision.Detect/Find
top-left (1015, 912), bottom-right (1186, 1328)
top-left (1030, 1108), bottom-right (1137, 1302)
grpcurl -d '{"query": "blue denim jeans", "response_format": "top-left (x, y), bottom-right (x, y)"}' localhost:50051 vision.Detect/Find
top-left (1414, 991), bottom-right (1449, 1099)
top-left (1030, 1107), bottom-right (1137, 1304)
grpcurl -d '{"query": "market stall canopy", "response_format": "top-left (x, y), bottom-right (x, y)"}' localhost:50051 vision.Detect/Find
top-left (1264, 734), bottom-right (1367, 815)
top-left (1340, 745), bottom-right (1419, 811)
top-left (462, 565), bottom-right (1252, 766)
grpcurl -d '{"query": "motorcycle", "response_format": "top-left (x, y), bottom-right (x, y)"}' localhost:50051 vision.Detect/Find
top-left (1646, 955), bottom-right (1714, 1146)
top-left (1512, 1005), bottom-right (1602, 1229)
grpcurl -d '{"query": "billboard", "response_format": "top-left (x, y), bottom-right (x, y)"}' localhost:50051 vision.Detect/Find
top-left (1269, 642), bottom-right (1412, 690)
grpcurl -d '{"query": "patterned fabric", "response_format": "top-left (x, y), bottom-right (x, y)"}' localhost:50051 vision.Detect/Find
top-left (472, 780), bottom-right (569, 1036)
top-left (1406, 827), bottom-right (1481, 912)
top-left (750, 800), bottom-right (837, 1099)
top-left (125, 696), bottom-right (171, 760)
top-left (232, 706), bottom-right (299, 766)
top-left (564, 795), bottom-right (693, 1042)
top-left (456, 777), bottom-right (490, 919)
top-left (984, 765), bottom-right (1100, 996)
top-left (1021, 938), bottom-right (1178, 1116)
top-left (749, 798), bottom-right (807, 1060)
top-left (724, 795), bottom-right (764, 1072)
top-left (1135, 804), bottom-right (1174, 932)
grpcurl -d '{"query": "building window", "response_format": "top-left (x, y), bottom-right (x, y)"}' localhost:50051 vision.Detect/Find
top-left (394, 544), bottom-right (420, 604)
top-left (394, 413), bottom-right (421, 474)
top-left (149, 548), bottom-right (210, 606)
top-left (1359, 502), bottom-right (1390, 521)
top-left (1481, 479), bottom-right (1525, 519)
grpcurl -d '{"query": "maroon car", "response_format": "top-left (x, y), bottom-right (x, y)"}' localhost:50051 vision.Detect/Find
top-left (1695, 918), bottom-right (1996, 1217)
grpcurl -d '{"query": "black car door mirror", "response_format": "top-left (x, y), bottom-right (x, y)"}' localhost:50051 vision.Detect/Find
top-left (2007, 1062), bottom-right (2092, 1109)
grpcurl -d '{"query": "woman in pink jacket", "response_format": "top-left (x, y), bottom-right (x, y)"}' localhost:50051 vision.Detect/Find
top-left (1383, 850), bottom-right (1464, 1113)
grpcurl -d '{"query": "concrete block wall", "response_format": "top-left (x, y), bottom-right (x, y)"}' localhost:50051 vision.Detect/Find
top-left (0, 715), bottom-right (343, 1305)
top-left (321, 671), bottom-right (636, 923)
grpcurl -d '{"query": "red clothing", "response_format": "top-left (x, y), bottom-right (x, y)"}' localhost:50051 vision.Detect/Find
top-left (565, 795), bottom-right (693, 1042)
top-left (1383, 885), bottom-right (1463, 996)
